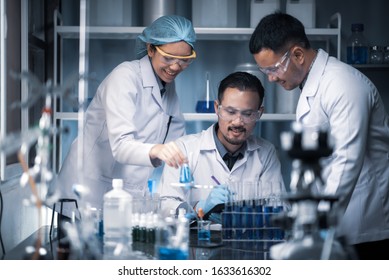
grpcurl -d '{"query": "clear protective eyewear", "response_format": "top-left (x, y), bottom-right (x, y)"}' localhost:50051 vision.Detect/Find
top-left (258, 50), bottom-right (291, 76)
top-left (217, 105), bottom-right (263, 123)
top-left (154, 45), bottom-right (196, 67)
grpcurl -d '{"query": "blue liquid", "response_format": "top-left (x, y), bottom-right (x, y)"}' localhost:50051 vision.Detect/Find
top-left (232, 203), bottom-right (243, 239)
top-left (222, 207), bottom-right (233, 239)
top-left (272, 206), bottom-right (284, 240)
top-left (347, 46), bottom-right (368, 64)
top-left (195, 100), bottom-right (215, 113)
top-left (254, 203), bottom-right (264, 240)
top-left (242, 204), bottom-right (253, 240)
top-left (263, 206), bottom-right (273, 240)
top-left (158, 247), bottom-right (188, 260)
top-left (198, 229), bottom-right (211, 241)
top-left (232, 213), bottom-right (242, 240)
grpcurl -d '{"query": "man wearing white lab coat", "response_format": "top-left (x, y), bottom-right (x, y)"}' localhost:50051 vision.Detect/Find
top-left (250, 12), bottom-right (389, 259)
top-left (158, 72), bottom-right (285, 218)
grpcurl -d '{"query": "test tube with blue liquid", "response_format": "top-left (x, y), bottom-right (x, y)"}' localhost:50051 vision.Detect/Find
top-left (222, 181), bottom-right (234, 240)
top-left (262, 181), bottom-right (275, 240)
top-left (253, 181), bottom-right (264, 240)
top-left (271, 182), bottom-right (284, 240)
top-left (241, 182), bottom-right (255, 240)
top-left (229, 181), bottom-right (242, 240)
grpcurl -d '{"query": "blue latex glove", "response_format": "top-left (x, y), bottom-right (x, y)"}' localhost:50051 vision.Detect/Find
top-left (208, 213), bottom-right (222, 224)
top-left (185, 212), bottom-right (197, 221)
top-left (196, 185), bottom-right (229, 215)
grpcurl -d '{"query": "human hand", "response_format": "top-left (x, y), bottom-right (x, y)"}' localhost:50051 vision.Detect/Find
top-left (149, 141), bottom-right (187, 168)
top-left (208, 213), bottom-right (222, 224)
top-left (196, 185), bottom-right (229, 214)
top-left (185, 212), bottom-right (197, 221)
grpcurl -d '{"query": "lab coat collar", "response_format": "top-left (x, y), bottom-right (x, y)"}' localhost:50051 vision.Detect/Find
top-left (139, 55), bottom-right (165, 108)
top-left (296, 49), bottom-right (328, 121)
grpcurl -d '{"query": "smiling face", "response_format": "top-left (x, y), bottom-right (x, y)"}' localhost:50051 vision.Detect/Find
top-left (147, 41), bottom-right (194, 83)
top-left (215, 87), bottom-right (262, 153)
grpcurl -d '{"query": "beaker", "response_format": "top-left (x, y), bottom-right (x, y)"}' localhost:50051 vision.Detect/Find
top-left (196, 72), bottom-right (215, 113)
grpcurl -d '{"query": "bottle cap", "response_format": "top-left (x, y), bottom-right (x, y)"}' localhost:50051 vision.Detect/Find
top-left (112, 178), bottom-right (123, 188)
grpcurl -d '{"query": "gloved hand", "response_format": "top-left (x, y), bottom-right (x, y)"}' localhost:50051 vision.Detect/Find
top-left (196, 185), bottom-right (229, 215)
top-left (185, 212), bottom-right (198, 221)
top-left (208, 213), bottom-right (222, 224)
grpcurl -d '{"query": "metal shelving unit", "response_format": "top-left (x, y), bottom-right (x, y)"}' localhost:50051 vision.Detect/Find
top-left (52, 10), bottom-right (341, 170)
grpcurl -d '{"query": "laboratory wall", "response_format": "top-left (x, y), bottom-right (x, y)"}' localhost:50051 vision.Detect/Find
top-left (1, 0), bottom-right (389, 253)
top-left (57, 0), bottom-right (389, 187)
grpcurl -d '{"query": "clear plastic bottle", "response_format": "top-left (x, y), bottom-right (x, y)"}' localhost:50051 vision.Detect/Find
top-left (347, 23), bottom-right (368, 64)
top-left (103, 179), bottom-right (133, 246)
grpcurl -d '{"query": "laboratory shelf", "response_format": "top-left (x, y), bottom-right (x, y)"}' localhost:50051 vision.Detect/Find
top-left (55, 112), bottom-right (295, 122)
top-left (351, 64), bottom-right (389, 69)
top-left (55, 25), bottom-right (340, 42)
top-left (184, 113), bottom-right (295, 122)
top-left (52, 9), bottom-right (339, 171)
top-left (54, 11), bottom-right (341, 43)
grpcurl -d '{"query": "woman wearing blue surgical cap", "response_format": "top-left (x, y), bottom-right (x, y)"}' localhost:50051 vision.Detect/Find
top-left (53, 15), bottom-right (196, 217)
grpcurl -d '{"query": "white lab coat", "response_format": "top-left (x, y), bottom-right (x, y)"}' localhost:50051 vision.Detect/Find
top-left (297, 49), bottom-right (389, 245)
top-left (157, 124), bottom-right (285, 217)
top-left (54, 56), bottom-right (185, 216)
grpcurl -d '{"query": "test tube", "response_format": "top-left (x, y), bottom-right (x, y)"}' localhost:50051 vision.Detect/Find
top-left (222, 184), bottom-right (233, 240)
top-left (253, 181), bottom-right (264, 240)
top-left (262, 181), bottom-right (274, 240)
top-left (241, 181), bottom-right (255, 240)
top-left (271, 181), bottom-right (284, 240)
top-left (229, 181), bottom-right (242, 240)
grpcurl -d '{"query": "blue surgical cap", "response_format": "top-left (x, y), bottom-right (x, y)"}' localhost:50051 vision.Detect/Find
top-left (135, 15), bottom-right (196, 59)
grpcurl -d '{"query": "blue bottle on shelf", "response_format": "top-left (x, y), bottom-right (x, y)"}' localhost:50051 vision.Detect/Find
top-left (347, 23), bottom-right (368, 64)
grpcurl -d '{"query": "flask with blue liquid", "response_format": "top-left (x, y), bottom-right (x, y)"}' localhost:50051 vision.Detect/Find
top-left (347, 23), bottom-right (368, 64)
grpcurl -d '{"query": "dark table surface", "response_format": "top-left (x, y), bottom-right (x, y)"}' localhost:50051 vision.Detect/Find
top-left (2, 226), bottom-right (282, 260)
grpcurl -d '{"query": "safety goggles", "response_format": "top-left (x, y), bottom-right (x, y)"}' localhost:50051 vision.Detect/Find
top-left (217, 105), bottom-right (263, 123)
top-left (258, 50), bottom-right (291, 76)
top-left (154, 45), bottom-right (196, 66)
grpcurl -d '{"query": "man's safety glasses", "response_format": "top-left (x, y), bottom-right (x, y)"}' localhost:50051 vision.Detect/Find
top-left (258, 50), bottom-right (291, 76)
top-left (217, 105), bottom-right (263, 123)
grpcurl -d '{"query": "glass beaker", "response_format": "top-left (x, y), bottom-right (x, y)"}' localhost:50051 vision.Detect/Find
top-left (196, 72), bottom-right (215, 113)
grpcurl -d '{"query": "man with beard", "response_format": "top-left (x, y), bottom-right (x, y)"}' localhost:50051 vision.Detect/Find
top-left (157, 71), bottom-right (285, 219)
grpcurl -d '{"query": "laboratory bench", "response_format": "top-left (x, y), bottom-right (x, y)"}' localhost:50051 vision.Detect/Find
top-left (1, 226), bottom-right (282, 260)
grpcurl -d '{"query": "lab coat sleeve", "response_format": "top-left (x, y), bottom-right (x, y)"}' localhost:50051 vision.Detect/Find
top-left (322, 71), bottom-right (370, 213)
top-left (258, 142), bottom-right (286, 194)
top-left (101, 65), bottom-right (155, 167)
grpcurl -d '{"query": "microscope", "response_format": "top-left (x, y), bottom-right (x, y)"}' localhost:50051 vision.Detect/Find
top-left (270, 122), bottom-right (355, 260)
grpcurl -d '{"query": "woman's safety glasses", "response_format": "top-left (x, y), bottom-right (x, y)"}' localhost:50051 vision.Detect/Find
top-left (154, 45), bottom-right (196, 67)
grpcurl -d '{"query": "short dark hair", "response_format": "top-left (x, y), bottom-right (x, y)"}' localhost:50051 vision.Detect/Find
top-left (218, 72), bottom-right (265, 108)
top-left (249, 12), bottom-right (311, 55)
